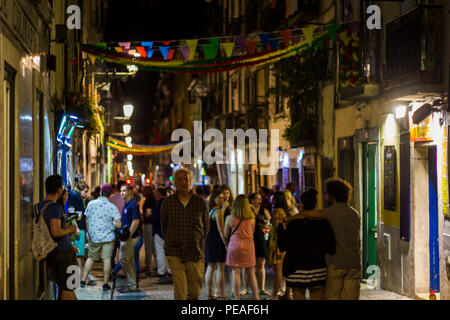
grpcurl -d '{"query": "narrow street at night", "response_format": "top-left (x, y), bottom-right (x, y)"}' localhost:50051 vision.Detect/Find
top-left (1, 0), bottom-right (450, 314)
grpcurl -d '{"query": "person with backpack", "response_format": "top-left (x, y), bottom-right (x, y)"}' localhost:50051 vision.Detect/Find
top-left (36, 175), bottom-right (78, 300)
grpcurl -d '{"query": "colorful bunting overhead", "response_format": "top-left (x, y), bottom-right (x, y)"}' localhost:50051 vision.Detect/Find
top-left (82, 23), bottom-right (355, 73)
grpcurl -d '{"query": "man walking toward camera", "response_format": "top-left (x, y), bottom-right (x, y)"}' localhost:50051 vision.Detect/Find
top-left (118, 184), bottom-right (141, 293)
top-left (81, 184), bottom-right (122, 291)
top-left (161, 168), bottom-right (209, 300)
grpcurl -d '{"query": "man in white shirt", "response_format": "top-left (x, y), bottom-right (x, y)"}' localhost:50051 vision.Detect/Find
top-left (81, 184), bottom-right (122, 291)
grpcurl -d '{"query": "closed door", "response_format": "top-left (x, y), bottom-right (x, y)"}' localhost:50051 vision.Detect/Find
top-left (428, 146), bottom-right (440, 292)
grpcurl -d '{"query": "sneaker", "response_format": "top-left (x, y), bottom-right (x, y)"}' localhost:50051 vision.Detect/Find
top-left (103, 284), bottom-right (111, 291)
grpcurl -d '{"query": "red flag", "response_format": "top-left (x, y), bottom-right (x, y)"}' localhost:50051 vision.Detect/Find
top-left (136, 46), bottom-right (147, 58)
top-left (168, 49), bottom-right (175, 60)
top-left (280, 30), bottom-right (292, 48)
top-left (246, 41), bottom-right (257, 54)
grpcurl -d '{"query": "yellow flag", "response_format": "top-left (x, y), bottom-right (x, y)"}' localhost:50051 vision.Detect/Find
top-left (186, 39), bottom-right (198, 60)
top-left (301, 27), bottom-right (315, 44)
top-left (222, 42), bottom-right (235, 58)
top-left (88, 54), bottom-right (97, 65)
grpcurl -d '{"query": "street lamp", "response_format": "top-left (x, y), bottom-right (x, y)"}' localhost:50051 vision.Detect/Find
top-left (123, 103), bottom-right (134, 118)
top-left (125, 136), bottom-right (133, 146)
top-left (123, 124), bottom-right (132, 135)
top-left (127, 154), bottom-right (133, 161)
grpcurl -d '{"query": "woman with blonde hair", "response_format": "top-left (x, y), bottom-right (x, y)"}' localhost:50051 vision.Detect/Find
top-left (225, 195), bottom-right (259, 300)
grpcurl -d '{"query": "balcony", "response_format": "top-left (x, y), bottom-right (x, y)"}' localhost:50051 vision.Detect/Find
top-left (384, 5), bottom-right (443, 99)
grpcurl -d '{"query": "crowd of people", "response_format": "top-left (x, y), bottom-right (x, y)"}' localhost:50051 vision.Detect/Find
top-left (37, 168), bottom-right (361, 301)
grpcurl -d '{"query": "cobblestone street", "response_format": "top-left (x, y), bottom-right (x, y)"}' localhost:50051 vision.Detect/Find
top-left (75, 261), bottom-right (413, 301)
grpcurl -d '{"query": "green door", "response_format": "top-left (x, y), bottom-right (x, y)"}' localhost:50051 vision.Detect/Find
top-left (362, 143), bottom-right (378, 277)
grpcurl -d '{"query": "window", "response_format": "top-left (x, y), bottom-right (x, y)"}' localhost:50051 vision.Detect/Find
top-left (275, 75), bottom-right (283, 114)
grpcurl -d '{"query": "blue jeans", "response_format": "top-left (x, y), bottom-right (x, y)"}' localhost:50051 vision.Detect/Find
top-left (114, 235), bottom-right (143, 276)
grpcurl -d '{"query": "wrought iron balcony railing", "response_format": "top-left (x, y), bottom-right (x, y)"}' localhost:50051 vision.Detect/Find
top-left (385, 5), bottom-right (443, 90)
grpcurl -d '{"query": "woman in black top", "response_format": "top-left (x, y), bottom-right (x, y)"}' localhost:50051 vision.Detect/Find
top-left (277, 189), bottom-right (336, 300)
top-left (204, 190), bottom-right (229, 300)
top-left (247, 193), bottom-right (271, 296)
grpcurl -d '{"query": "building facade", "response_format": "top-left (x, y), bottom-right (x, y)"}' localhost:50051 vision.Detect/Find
top-left (0, 0), bottom-right (109, 300)
top-left (334, 0), bottom-right (450, 299)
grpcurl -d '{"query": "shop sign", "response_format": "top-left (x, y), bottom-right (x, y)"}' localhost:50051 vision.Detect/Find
top-left (409, 112), bottom-right (433, 142)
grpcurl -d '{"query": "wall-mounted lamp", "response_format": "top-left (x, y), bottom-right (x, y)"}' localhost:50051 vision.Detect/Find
top-left (395, 105), bottom-right (407, 119)
top-left (412, 103), bottom-right (441, 125)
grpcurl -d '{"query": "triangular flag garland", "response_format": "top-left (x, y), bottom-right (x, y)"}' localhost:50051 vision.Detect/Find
top-left (81, 23), bottom-right (357, 73)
